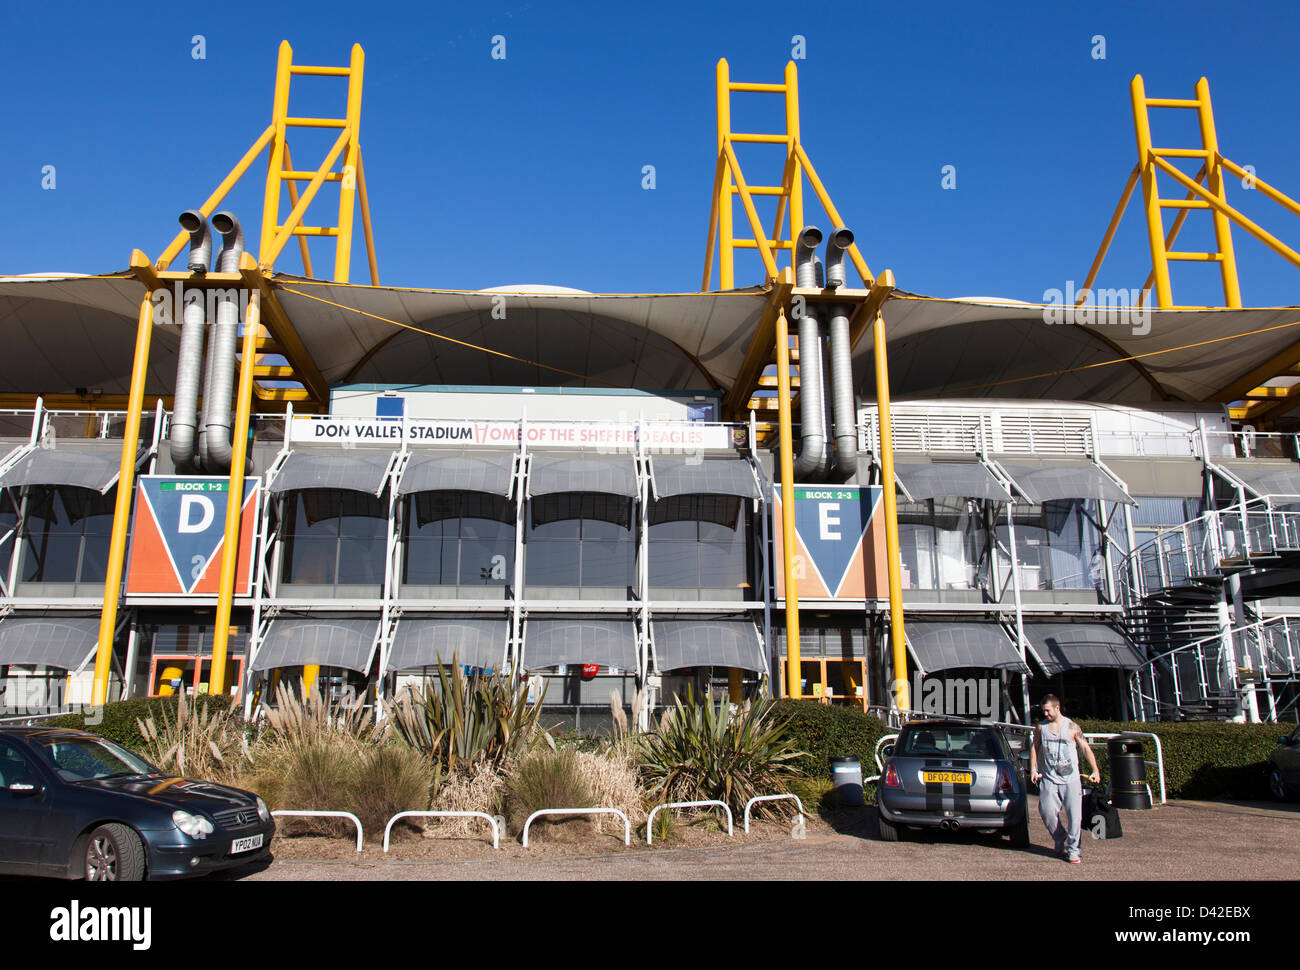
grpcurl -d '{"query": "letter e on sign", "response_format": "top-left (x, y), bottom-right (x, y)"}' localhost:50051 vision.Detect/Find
top-left (819, 502), bottom-right (841, 541)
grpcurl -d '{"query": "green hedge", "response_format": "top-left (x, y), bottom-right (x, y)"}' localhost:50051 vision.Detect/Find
top-left (772, 700), bottom-right (892, 778)
top-left (1074, 719), bottom-right (1285, 801)
top-left (41, 696), bottom-right (238, 753)
top-left (774, 705), bottom-right (1284, 801)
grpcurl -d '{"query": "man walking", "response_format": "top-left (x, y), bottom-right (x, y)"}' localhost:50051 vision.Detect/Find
top-left (1029, 694), bottom-right (1100, 863)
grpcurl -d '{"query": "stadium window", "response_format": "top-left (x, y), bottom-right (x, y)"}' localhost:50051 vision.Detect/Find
top-left (526, 492), bottom-right (634, 589)
top-left (403, 491), bottom-right (515, 586)
top-left (18, 485), bottom-right (115, 586)
top-left (648, 494), bottom-right (748, 589)
top-left (280, 489), bottom-right (387, 589)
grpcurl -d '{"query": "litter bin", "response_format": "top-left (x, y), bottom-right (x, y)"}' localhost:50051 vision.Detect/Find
top-left (1106, 737), bottom-right (1152, 810)
top-left (830, 756), bottom-right (864, 807)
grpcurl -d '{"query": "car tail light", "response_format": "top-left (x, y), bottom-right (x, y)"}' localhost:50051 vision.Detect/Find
top-left (996, 765), bottom-right (1015, 794)
top-left (884, 763), bottom-right (901, 788)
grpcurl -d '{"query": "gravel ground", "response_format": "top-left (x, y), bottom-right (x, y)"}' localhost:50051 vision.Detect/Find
top-left (215, 797), bottom-right (1300, 881)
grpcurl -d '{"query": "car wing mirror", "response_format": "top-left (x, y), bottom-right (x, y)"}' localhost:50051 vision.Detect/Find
top-left (881, 744), bottom-right (895, 758)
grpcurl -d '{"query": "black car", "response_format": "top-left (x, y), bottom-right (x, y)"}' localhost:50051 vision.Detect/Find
top-left (1268, 724), bottom-right (1300, 801)
top-left (0, 726), bottom-right (274, 880)
top-left (877, 719), bottom-right (1030, 846)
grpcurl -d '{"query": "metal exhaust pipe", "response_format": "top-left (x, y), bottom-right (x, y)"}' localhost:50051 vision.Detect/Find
top-left (203, 211), bottom-right (245, 472)
top-left (824, 227), bottom-right (858, 481)
top-left (170, 211), bottom-right (211, 471)
top-left (824, 226), bottom-right (854, 290)
top-left (178, 209), bottom-right (212, 275)
top-left (792, 226), bottom-right (829, 480)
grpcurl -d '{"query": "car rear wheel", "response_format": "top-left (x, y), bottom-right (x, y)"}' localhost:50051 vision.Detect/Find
top-left (877, 815), bottom-right (901, 842)
top-left (85, 824), bottom-right (146, 882)
top-left (1007, 813), bottom-right (1030, 848)
top-left (1269, 767), bottom-right (1290, 801)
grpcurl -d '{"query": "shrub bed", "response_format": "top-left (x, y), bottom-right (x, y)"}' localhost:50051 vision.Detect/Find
top-left (772, 700), bottom-right (892, 779)
top-left (1074, 719), bottom-right (1284, 801)
top-left (41, 696), bottom-right (237, 753)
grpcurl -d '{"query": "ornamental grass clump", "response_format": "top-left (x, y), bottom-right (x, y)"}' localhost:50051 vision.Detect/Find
top-left (637, 690), bottom-right (804, 821)
top-left (504, 747), bottom-right (593, 840)
top-left (136, 689), bottom-right (252, 785)
top-left (347, 743), bottom-right (435, 842)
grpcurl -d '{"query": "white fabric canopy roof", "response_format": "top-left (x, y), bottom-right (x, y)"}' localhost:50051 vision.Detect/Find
top-left (4, 274), bottom-right (1300, 409)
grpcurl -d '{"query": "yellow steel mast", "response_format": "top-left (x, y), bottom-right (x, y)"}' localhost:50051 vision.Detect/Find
top-left (91, 41), bottom-right (377, 706)
top-left (704, 60), bottom-right (907, 710)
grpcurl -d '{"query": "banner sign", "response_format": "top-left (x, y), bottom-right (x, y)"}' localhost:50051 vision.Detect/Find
top-left (126, 477), bottom-right (259, 597)
top-left (772, 485), bottom-right (888, 600)
top-left (289, 416), bottom-right (740, 451)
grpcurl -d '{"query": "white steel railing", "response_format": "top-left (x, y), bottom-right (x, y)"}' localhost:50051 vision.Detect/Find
top-left (1116, 496), bottom-right (1300, 602)
top-left (1129, 615), bottom-right (1300, 723)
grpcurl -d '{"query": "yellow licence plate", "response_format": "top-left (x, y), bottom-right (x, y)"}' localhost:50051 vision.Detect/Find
top-left (923, 770), bottom-right (973, 785)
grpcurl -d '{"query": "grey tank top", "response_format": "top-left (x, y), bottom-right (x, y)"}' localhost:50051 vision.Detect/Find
top-left (1039, 718), bottom-right (1078, 784)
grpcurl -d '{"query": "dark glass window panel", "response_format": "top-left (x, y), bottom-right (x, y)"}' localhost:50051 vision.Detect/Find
top-left (283, 537), bottom-right (338, 584)
top-left (524, 540), bottom-right (580, 586)
top-left (699, 540), bottom-right (746, 587)
top-left (336, 537), bottom-right (387, 584)
top-left (580, 538), bottom-right (633, 587)
top-left (402, 537), bottom-right (448, 585)
top-left (458, 539), bottom-right (514, 584)
top-left (649, 541), bottom-right (699, 587)
top-left (23, 534), bottom-right (80, 582)
top-left (78, 536), bottom-right (111, 583)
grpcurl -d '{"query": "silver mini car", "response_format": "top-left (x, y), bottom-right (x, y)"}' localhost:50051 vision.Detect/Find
top-left (877, 719), bottom-right (1029, 846)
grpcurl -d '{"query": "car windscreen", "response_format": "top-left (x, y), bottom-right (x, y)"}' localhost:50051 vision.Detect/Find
top-left (31, 737), bottom-right (157, 782)
top-left (898, 727), bottom-right (999, 759)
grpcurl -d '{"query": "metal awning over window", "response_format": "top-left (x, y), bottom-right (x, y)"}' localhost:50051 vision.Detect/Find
top-left (1104, 458), bottom-right (1204, 499)
top-left (1217, 460), bottom-right (1300, 499)
top-left (0, 616), bottom-right (99, 671)
top-left (522, 618), bottom-right (637, 671)
top-left (894, 456), bottom-right (1011, 502)
top-left (528, 455), bottom-right (637, 498)
top-left (906, 621), bottom-right (1028, 674)
top-left (1023, 622), bottom-right (1145, 675)
top-left (251, 617), bottom-right (379, 673)
top-left (650, 457), bottom-right (760, 500)
top-left (652, 618), bottom-right (766, 673)
top-left (396, 453), bottom-right (515, 498)
top-left (385, 616), bottom-right (507, 673)
top-left (0, 442), bottom-right (137, 494)
top-left (269, 449), bottom-right (394, 496)
top-left (996, 457), bottom-right (1134, 505)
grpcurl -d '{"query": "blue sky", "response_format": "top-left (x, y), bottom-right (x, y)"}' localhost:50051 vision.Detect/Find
top-left (3, 0), bottom-right (1299, 306)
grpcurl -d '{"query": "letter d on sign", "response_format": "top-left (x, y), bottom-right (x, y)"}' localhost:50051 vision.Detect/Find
top-left (178, 493), bottom-right (215, 534)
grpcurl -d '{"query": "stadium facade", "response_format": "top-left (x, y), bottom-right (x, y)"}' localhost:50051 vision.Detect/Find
top-left (1, 45), bottom-right (1298, 728)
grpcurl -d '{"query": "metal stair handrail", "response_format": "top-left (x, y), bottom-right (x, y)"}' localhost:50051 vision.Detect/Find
top-left (1118, 494), bottom-right (1300, 601)
top-left (1130, 614), bottom-right (1300, 721)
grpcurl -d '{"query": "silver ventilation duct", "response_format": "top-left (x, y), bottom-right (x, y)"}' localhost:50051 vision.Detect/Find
top-left (824, 226), bottom-right (854, 290)
top-left (202, 211), bottom-right (244, 472)
top-left (824, 226), bottom-right (858, 480)
top-left (827, 303), bottom-right (858, 480)
top-left (792, 226), bottom-right (828, 480)
top-left (170, 211), bottom-right (211, 471)
top-left (178, 209), bottom-right (212, 275)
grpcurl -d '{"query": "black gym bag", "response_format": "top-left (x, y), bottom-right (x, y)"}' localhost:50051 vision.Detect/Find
top-left (1082, 788), bottom-right (1123, 839)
